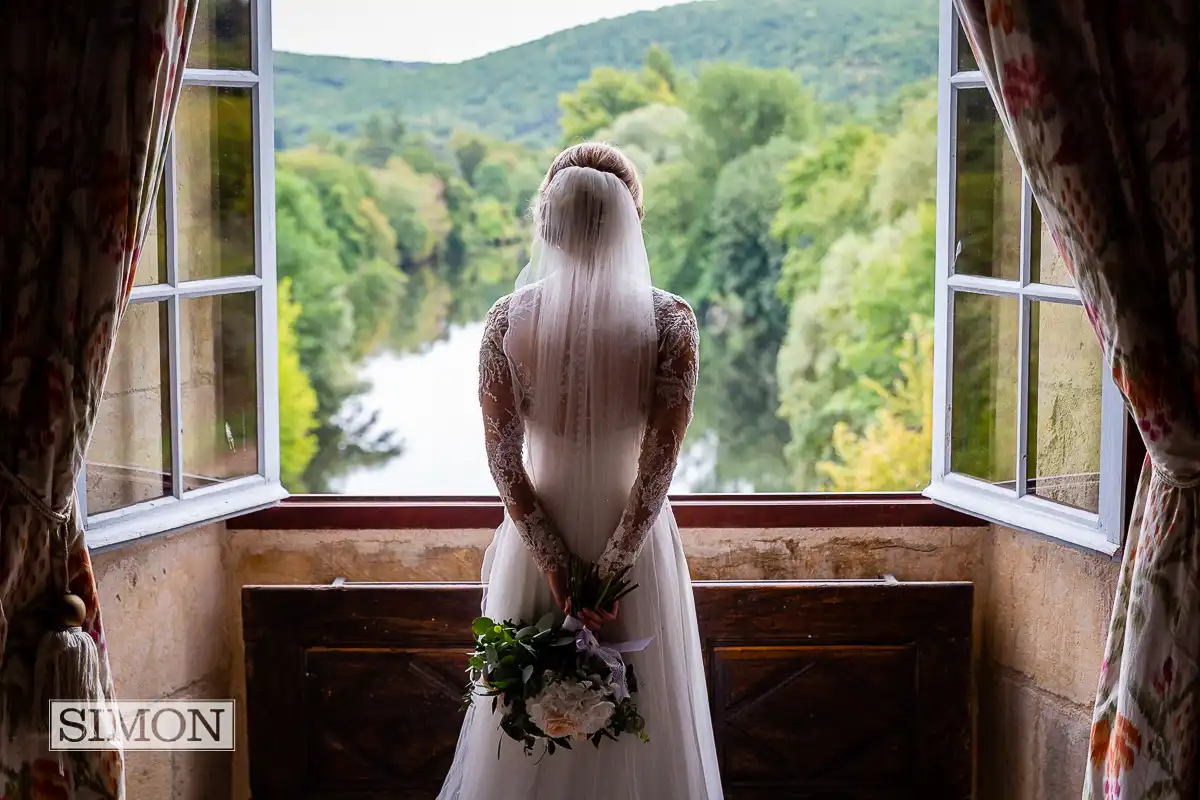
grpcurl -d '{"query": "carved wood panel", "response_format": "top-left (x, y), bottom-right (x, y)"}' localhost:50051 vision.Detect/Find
top-left (711, 645), bottom-right (916, 797)
top-left (243, 580), bottom-right (971, 799)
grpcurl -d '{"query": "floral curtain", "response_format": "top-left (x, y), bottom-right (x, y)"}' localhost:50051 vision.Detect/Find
top-left (0, 1), bottom-right (195, 797)
top-left (954, 1), bottom-right (1200, 796)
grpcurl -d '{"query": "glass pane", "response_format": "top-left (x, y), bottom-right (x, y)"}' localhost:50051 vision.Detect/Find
top-left (1030, 203), bottom-right (1075, 287)
top-left (181, 292), bottom-right (259, 489)
top-left (956, 18), bottom-right (979, 72)
top-left (87, 303), bottom-right (172, 513)
top-left (176, 86), bottom-right (256, 281)
top-left (955, 89), bottom-right (1023, 280)
top-left (133, 182), bottom-right (168, 286)
top-left (950, 292), bottom-right (1019, 485)
top-left (1028, 302), bottom-right (1103, 512)
top-left (188, 0), bottom-right (251, 70)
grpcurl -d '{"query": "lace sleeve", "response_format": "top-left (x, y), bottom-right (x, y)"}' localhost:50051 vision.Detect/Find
top-left (597, 293), bottom-right (699, 578)
top-left (479, 296), bottom-right (569, 574)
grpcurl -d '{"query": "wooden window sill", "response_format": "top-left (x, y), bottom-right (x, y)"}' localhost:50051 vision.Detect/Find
top-left (227, 493), bottom-right (986, 530)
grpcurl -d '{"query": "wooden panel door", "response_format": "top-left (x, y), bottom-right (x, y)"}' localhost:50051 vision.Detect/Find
top-left (243, 580), bottom-right (971, 799)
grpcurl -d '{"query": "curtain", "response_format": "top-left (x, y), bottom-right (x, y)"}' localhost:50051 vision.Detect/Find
top-left (954, 1), bottom-right (1200, 797)
top-left (0, 1), bottom-right (195, 797)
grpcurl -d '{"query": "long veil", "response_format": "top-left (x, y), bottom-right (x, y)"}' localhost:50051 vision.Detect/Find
top-left (441, 164), bottom-right (723, 800)
top-left (504, 166), bottom-right (657, 560)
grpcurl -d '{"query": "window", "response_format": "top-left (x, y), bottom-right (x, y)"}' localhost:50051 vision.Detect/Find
top-left (87, 1), bottom-right (1126, 540)
top-left (82, 0), bottom-right (283, 548)
top-left (268, 1), bottom-right (943, 498)
top-left (924, 3), bottom-right (1126, 553)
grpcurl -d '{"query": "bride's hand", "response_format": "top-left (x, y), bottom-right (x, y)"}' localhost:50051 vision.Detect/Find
top-left (578, 601), bottom-right (619, 632)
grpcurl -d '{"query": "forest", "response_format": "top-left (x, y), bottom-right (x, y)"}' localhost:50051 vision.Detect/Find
top-left (272, 29), bottom-right (944, 494)
top-left (274, 0), bottom-right (937, 148)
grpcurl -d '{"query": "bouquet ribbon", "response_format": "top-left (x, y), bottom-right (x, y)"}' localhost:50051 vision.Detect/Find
top-left (562, 616), bottom-right (654, 702)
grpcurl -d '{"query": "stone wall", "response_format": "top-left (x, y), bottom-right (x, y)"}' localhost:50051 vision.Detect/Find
top-left (92, 519), bottom-right (1119, 798)
top-left (975, 526), bottom-right (1120, 798)
top-left (93, 524), bottom-right (236, 800)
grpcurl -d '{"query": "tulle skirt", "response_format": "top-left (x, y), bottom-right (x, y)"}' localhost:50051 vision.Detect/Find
top-left (437, 503), bottom-right (723, 799)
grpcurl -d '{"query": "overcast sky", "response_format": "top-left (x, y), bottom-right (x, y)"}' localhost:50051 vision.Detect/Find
top-left (272, 0), bottom-right (698, 63)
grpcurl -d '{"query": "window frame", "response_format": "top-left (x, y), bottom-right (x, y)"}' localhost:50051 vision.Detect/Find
top-left (95, 0), bottom-right (1132, 541)
top-left (923, 0), bottom-right (1126, 555)
top-left (83, 0), bottom-right (283, 551)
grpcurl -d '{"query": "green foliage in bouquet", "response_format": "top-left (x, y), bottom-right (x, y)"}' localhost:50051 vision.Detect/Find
top-left (566, 557), bottom-right (638, 614)
top-left (463, 558), bottom-right (648, 757)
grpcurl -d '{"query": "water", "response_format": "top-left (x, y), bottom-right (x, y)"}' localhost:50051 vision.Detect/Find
top-left (335, 321), bottom-right (712, 495)
top-left (335, 322), bottom-right (496, 495)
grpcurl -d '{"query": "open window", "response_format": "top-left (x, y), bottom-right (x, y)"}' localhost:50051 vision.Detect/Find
top-left (86, 0), bottom-right (1132, 544)
top-left (924, 1), bottom-right (1126, 553)
top-left (82, 0), bottom-right (282, 549)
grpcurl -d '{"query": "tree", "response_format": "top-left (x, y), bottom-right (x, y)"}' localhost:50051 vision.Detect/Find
top-left (273, 164), bottom-right (356, 410)
top-left (772, 86), bottom-right (938, 489)
top-left (372, 157), bottom-right (451, 265)
top-left (642, 44), bottom-right (679, 95)
top-left (274, 153), bottom-right (411, 491)
top-left (688, 137), bottom-right (805, 490)
top-left (277, 278), bottom-right (319, 491)
top-left (818, 317), bottom-right (932, 491)
top-left (473, 159), bottom-right (513, 204)
top-left (356, 111), bottom-right (406, 168)
top-left (688, 64), bottom-right (817, 163)
top-left (453, 132), bottom-right (489, 185)
top-left (596, 103), bottom-right (700, 170)
top-left (867, 89), bottom-right (938, 222)
top-left (772, 124), bottom-right (884, 301)
top-left (559, 66), bottom-right (668, 143)
top-left (641, 159), bottom-right (715, 298)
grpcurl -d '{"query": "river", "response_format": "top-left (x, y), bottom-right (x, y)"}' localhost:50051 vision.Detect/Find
top-left (333, 322), bottom-right (714, 495)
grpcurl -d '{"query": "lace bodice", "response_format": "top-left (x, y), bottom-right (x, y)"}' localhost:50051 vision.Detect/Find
top-left (478, 288), bottom-right (699, 577)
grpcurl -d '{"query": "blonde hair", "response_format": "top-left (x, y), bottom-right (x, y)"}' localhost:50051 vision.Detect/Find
top-left (537, 142), bottom-right (644, 223)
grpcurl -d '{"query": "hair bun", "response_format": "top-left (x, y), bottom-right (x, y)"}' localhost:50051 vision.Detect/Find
top-left (538, 142), bottom-right (643, 220)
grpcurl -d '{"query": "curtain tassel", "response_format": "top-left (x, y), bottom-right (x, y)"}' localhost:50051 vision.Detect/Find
top-left (32, 594), bottom-right (105, 731)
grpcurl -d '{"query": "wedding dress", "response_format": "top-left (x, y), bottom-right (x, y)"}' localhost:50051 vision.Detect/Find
top-left (438, 166), bottom-right (723, 799)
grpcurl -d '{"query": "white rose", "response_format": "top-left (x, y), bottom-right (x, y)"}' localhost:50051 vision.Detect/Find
top-left (526, 675), bottom-right (616, 739)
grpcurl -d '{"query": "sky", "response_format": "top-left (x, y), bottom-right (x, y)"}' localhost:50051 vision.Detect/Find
top-left (272, 0), bottom-right (697, 63)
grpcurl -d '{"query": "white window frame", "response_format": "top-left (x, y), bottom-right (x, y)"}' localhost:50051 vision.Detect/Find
top-left (82, 0), bottom-right (283, 550)
top-left (926, 0), bottom-right (1125, 555)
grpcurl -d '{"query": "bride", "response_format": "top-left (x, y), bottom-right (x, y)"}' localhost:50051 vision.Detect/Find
top-left (438, 142), bottom-right (723, 799)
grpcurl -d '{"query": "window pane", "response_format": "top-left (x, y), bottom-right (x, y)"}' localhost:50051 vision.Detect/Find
top-left (87, 303), bottom-right (172, 513)
top-left (188, 0), bottom-right (251, 70)
top-left (950, 292), bottom-right (1019, 485)
top-left (1030, 204), bottom-right (1074, 287)
top-left (1028, 302), bottom-right (1102, 512)
top-left (954, 89), bottom-right (1022, 280)
top-left (181, 292), bottom-right (259, 489)
top-left (956, 19), bottom-right (979, 72)
top-left (177, 86), bottom-right (256, 281)
top-left (134, 183), bottom-right (168, 286)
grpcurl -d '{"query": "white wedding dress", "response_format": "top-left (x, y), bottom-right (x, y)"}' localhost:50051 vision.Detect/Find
top-left (438, 166), bottom-right (723, 799)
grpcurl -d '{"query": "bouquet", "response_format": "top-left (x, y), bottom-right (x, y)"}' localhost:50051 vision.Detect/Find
top-left (463, 558), bottom-right (651, 756)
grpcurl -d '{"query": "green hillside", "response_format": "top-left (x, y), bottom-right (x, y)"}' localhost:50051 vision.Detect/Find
top-left (273, 0), bottom-right (937, 148)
